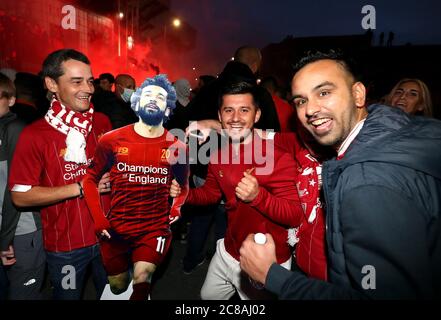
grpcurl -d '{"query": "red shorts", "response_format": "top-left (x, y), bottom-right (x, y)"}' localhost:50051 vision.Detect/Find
top-left (99, 231), bottom-right (172, 276)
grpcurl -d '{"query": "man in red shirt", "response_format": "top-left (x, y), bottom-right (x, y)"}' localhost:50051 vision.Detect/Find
top-left (182, 119), bottom-right (330, 282)
top-left (171, 82), bottom-right (303, 299)
top-left (9, 49), bottom-right (112, 299)
top-left (83, 74), bottom-right (189, 300)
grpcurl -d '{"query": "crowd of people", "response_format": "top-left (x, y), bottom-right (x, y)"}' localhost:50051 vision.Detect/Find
top-left (0, 45), bottom-right (440, 300)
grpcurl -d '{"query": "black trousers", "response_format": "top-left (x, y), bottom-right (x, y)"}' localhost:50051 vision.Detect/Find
top-left (5, 230), bottom-right (46, 300)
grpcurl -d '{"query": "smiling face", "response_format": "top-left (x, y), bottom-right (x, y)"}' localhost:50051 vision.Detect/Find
top-left (390, 81), bottom-right (423, 115)
top-left (292, 59), bottom-right (367, 149)
top-left (218, 93), bottom-right (261, 143)
top-left (45, 59), bottom-right (94, 113)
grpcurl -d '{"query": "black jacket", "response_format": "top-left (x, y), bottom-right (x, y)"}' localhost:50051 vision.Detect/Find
top-left (0, 112), bottom-right (40, 251)
top-left (266, 105), bottom-right (441, 299)
top-left (92, 91), bottom-right (138, 129)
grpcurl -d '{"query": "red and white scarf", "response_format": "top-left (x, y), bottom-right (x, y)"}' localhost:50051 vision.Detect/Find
top-left (45, 99), bottom-right (94, 164)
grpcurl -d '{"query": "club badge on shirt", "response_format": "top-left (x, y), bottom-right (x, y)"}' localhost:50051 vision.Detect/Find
top-left (59, 148), bottom-right (67, 157)
top-left (117, 147), bottom-right (129, 155)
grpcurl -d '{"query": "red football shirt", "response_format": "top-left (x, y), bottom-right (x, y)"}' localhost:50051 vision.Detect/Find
top-left (275, 132), bottom-right (328, 280)
top-left (273, 94), bottom-right (297, 132)
top-left (187, 133), bottom-right (303, 263)
top-left (84, 125), bottom-right (189, 238)
top-left (8, 113), bottom-right (112, 252)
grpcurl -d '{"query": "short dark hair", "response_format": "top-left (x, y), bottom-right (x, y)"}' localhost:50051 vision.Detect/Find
top-left (295, 49), bottom-right (363, 82)
top-left (42, 49), bottom-right (90, 81)
top-left (131, 74), bottom-right (177, 111)
top-left (218, 81), bottom-right (260, 110)
top-left (0, 72), bottom-right (16, 99)
top-left (99, 73), bottom-right (115, 84)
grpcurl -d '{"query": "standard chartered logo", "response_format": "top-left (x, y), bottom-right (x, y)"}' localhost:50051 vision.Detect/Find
top-left (63, 159), bottom-right (92, 181)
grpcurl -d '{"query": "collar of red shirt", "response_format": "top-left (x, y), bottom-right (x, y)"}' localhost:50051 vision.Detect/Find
top-left (337, 118), bottom-right (366, 160)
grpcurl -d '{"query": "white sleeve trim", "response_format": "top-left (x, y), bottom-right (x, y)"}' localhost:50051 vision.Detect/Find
top-left (11, 184), bottom-right (32, 192)
top-left (266, 131), bottom-right (276, 140)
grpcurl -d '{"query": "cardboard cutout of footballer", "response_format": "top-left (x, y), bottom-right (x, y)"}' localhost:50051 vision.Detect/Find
top-left (83, 74), bottom-right (189, 300)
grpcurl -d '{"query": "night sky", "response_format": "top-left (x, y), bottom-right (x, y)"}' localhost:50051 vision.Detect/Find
top-left (171, 0), bottom-right (441, 77)
top-left (1, 0), bottom-right (440, 86)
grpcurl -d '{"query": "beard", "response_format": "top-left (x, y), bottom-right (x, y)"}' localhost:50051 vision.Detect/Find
top-left (136, 103), bottom-right (166, 126)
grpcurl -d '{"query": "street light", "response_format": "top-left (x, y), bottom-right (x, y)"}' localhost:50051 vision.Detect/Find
top-left (172, 18), bottom-right (181, 28)
top-left (117, 0), bottom-right (123, 57)
top-left (127, 36), bottom-right (134, 50)
top-left (164, 18), bottom-right (182, 48)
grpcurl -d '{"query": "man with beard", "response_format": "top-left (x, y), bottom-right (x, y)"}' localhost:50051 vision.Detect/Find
top-left (83, 74), bottom-right (189, 300)
top-left (239, 50), bottom-right (441, 299)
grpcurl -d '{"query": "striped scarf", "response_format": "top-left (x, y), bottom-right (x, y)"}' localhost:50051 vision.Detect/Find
top-left (45, 99), bottom-right (94, 164)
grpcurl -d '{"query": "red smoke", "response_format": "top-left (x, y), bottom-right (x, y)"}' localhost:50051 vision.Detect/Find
top-left (0, 0), bottom-right (180, 86)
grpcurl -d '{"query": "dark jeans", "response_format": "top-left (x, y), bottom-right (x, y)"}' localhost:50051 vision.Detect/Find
top-left (6, 230), bottom-right (46, 300)
top-left (183, 203), bottom-right (227, 270)
top-left (46, 243), bottom-right (107, 300)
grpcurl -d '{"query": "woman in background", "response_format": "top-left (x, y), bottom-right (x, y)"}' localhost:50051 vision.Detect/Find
top-left (386, 78), bottom-right (433, 117)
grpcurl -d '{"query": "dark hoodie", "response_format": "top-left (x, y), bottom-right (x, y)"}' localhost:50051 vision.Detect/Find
top-left (266, 104), bottom-right (441, 299)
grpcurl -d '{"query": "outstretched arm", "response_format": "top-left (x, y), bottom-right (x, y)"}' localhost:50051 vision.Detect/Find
top-left (185, 120), bottom-right (222, 144)
top-left (169, 165), bottom-right (223, 207)
top-left (241, 185), bottom-right (436, 299)
top-left (239, 233), bottom-right (361, 300)
top-left (169, 161), bottom-right (190, 224)
top-left (83, 139), bottom-right (113, 238)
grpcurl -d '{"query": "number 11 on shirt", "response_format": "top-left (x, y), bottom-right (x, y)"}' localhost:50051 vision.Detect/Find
top-left (156, 236), bottom-right (166, 253)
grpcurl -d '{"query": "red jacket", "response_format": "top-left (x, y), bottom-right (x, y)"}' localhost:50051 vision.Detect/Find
top-left (187, 133), bottom-right (303, 263)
